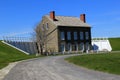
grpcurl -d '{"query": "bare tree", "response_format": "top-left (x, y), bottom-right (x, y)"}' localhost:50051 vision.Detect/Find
top-left (34, 22), bottom-right (57, 56)
top-left (34, 23), bottom-right (48, 55)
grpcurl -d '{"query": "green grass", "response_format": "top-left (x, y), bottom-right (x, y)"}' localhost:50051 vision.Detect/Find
top-left (109, 38), bottom-right (120, 51)
top-left (66, 53), bottom-right (120, 75)
top-left (0, 41), bottom-right (41, 69)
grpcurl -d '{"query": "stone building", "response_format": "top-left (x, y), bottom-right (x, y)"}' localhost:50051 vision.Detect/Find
top-left (37, 11), bottom-right (91, 53)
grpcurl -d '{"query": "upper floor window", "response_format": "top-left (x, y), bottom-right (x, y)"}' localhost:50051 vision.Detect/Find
top-left (80, 32), bottom-right (84, 40)
top-left (46, 23), bottom-right (49, 30)
top-left (74, 32), bottom-right (78, 40)
top-left (67, 32), bottom-right (71, 40)
top-left (85, 32), bottom-right (89, 40)
top-left (60, 32), bottom-right (65, 40)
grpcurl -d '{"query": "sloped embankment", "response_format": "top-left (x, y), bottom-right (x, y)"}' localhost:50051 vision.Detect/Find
top-left (109, 38), bottom-right (120, 51)
top-left (0, 41), bottom-right (37, 69)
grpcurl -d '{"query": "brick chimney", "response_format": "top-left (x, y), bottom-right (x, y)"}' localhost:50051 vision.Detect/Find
top-left (80, 14), bottom-right (86, 23)
top-left (50, 11), bottom-right (55, 21)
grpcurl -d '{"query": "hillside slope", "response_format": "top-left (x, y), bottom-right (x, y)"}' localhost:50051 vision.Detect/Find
top-left (109, 38), bottom-right (120, 51)
top-left (0, 41), bottom-right (37, 69)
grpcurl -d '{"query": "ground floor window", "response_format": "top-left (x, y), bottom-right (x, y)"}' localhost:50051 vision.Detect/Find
top-left (72, 43), bottom-right (78, 51)
top-left (78, 43), bottom-right (84, 51)
top-left (60, 43), bottom-right (65, 52)
top-left (59, 42), bottom-right (90, 52)
top-left (85, 42), bottom-right (90, 50)
top-left (66, 43), bottom-right (71, 51)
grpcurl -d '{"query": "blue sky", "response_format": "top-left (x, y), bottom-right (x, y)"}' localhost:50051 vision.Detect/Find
top-left (0, 0), bottom-right (120, 39)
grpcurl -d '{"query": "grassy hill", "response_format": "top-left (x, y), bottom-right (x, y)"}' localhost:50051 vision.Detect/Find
top-left (65, 37), bottom-right (120, 75)
top-left (66, 53), bottom-right (120, 75)
top-left (0, 41), bottom-right (38, 69)
top-left (109, 38), bottom-right (120, 51)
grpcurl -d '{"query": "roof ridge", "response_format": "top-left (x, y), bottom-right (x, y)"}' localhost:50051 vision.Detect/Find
top-left (45, 15), bottom-right (78, 18)
top-left (56, 15), bottom-right (78, 18)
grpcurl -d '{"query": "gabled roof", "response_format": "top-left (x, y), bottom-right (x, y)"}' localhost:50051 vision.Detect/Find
top-left (45, 15), bottom-right (91, 27)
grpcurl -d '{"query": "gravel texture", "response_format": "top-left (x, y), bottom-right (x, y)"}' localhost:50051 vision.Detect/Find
top-left (3, 54), bottom-right (120, 80)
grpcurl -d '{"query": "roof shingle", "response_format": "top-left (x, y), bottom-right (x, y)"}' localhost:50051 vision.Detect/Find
top-left (45, 15), bottom-right (91, 27)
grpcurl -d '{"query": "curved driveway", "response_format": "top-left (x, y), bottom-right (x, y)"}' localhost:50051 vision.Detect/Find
top-left (3, 54), bottom-right (120, 80)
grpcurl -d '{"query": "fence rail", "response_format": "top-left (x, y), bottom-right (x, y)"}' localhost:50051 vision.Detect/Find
top-left (3, 36), bottom-right (38, 55)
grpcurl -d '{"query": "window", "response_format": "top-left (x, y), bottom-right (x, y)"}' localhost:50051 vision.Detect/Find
top-left (46, 23), bottom-right (49, 30)
top-left (67, 32), bottom-right (71, 40)
top-left (79, 43), bottom-right (84, 51)
top-left (60, 32), bottom-right (65, 40)
top-left (74, 32), bottom-right (77, 40)
top-left (85, 42), bottom-right (90, 50)
top-left (85, 32), bottom-right (89, 40)
top-left (80, 32), bottom-right (84, 40)
top-left (60, 43), bottom-right (65, 52)
top-left (66, 43), bottom-right (71, 51)
top-left (72, 43), bottom-right (78, 51)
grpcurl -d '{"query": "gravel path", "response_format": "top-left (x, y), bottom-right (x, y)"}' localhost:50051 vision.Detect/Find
top-left (3, 54), bottom-right (120, 80)
top-left (0, 62), bottom-right (18, 80)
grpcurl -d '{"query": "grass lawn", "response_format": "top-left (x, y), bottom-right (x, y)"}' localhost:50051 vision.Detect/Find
top-left (0, 41), bottom-right (41, 69)
top-left (109, 38), bottom-right (120, 51)
top-left (65, 53), bottom-right (120, 75)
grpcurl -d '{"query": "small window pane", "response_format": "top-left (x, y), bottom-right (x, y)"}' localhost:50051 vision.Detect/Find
top-left (72, 43), bottom-right (78, 51)
top-left (80, 32), bottom-right (84, 40)
top-left (79, 43), bottom-right (84, 51)
top-left (60, 32), bottom-right (65, 40)
top-left (60, 43), bottom-right (65, 52)
top-left (85, 32), bottom-right (89, 40)
top-left (66, 43), bottom-right (71, 51)
top-left (74, 32), bottom-right (77, 40)
top-left (67, 32), bottom-right (71, 40)
top-left (86, 42), bottom-right (90, 50)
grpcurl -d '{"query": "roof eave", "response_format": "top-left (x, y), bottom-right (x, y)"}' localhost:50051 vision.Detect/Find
top-left (57, 25), bottom-right (91, 27)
